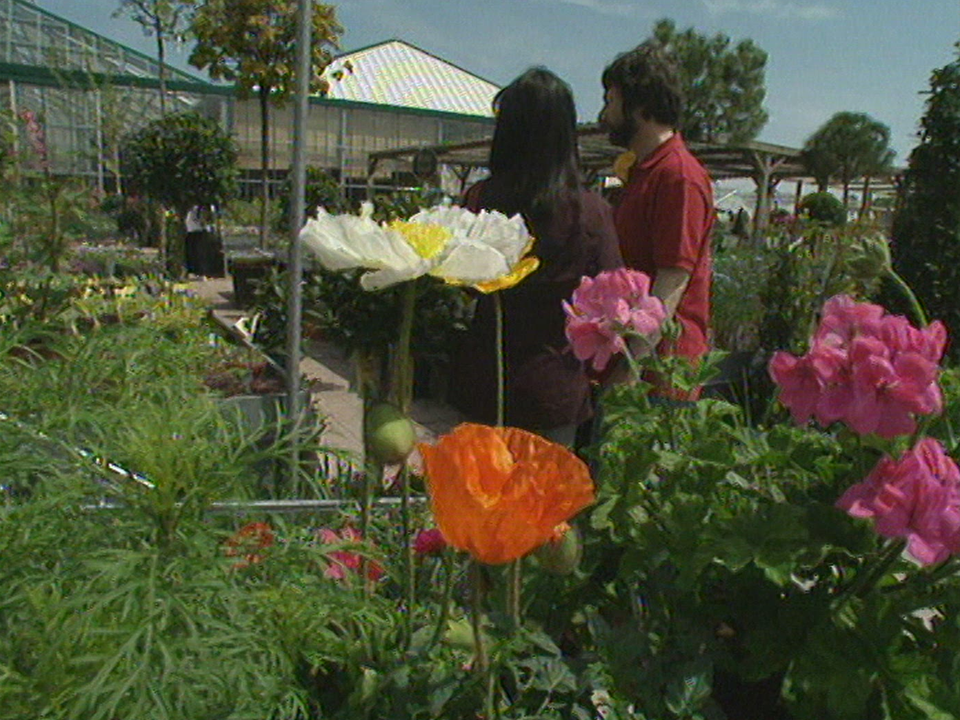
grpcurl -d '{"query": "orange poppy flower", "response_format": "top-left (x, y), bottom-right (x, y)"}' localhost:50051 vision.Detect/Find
top-left (418, 423), bottom-right (595, 565)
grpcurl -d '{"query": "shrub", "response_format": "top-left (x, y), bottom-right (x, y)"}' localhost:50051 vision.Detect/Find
top-left (798, 191), bottom-right (846, 226)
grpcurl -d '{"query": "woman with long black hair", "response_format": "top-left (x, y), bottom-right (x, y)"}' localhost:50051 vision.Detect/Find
top-left (451, 67), bottom-right (622, 446)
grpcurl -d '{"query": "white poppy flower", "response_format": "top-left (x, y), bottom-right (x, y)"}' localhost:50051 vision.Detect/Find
top-left (299, 202), bottom-right (538, 292)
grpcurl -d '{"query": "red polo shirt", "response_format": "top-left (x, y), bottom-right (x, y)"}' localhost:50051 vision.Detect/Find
top-left (614, 133), bottom-right (713, 362)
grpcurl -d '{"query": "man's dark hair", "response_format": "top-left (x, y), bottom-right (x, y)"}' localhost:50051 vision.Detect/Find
top-left (602, 40), bottom-right (683, 128)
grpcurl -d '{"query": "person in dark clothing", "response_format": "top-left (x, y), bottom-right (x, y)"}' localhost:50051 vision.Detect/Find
top-left (450, 67), bottom-right (622, 446)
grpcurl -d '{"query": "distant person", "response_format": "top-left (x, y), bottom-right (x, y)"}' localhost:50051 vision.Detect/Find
top-left (185, 205), bottom-right (223, 277)
top-left (450, 67), bottom-right (623, 446)
top-left (599, 41), bottom-right (714, 395)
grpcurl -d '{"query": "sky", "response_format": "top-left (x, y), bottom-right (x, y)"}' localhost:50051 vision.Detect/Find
top-left (29, 0), bottom-right (960, 163)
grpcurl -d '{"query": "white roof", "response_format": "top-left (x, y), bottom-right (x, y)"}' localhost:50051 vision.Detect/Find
top-left (322, 39), bottom-right (499, 117)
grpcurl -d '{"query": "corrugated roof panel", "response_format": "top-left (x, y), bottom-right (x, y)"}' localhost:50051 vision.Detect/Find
top-left (322, 40), bottom-right (498, 117)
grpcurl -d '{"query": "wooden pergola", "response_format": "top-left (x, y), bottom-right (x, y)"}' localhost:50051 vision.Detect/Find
top-left (367, 123), bottom-right (809, 238)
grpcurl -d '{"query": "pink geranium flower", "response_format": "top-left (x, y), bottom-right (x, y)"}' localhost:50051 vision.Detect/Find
top-left (317, 527), bottom-right (385, 581)
top-left (769, 295), bottom-right (947, 439)
top-left (837, 438), bottom-right (960, 566)
top-left (563, 268), bottom-right (666, 372)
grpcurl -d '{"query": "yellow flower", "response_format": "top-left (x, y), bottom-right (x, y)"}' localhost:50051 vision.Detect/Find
top-left (613, 151), bottom-right (637, 183)
top-left (300, 203), bottom-right (537, 291)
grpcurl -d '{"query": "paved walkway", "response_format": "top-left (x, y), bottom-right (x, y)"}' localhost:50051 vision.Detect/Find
top-left (190, 276), bottom-right (463, 465)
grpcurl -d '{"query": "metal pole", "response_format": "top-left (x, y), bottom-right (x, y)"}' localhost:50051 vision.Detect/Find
top-left (285, 0), bottom-right (311, 483)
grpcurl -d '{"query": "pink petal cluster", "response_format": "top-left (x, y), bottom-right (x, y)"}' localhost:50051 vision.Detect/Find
top-left (317, 527), bottom-right (385, 581)
top-left (769, 295), bottom-right (947, 438)
top-left (19, 110), bottom-right (49, 171)
top-left (563, 269), bottom-right (666, 372)
top-left (837, 438), bottom-right (960, 566)
top-left (413, 527), bottom-right (447, 556)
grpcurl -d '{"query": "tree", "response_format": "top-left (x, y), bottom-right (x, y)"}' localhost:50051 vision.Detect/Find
top-left (114, 1), bottom-right (196, 115)
top-left (122, 112), bottom-right (238, 274)
top-left (802, 112), bottom-right (895, 208)
top-left (189, 0), bottom-right (342, 247)
top-left (891, 47), bottom-right (960, 361)
top-left (651, 18), bottom-right (768, 144)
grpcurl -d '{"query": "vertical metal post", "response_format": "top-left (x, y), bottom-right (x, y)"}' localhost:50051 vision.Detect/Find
top-left (285, 0), bottom-right (310, 483)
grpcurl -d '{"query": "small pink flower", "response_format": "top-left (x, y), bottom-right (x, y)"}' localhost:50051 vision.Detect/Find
top-left (317, 527), bottom-right (385, 581)
top-left (413, 528), bottom-right (447, 556)
top-left (768, 351), bottom-right (821, 424)
top-left (837, 438), bottom-right (960, 566)
top-left (563, 269), bottom-right (666, 372)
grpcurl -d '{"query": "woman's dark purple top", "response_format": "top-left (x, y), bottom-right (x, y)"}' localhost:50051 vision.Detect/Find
top-left (449, 181), bottom-right (622, 431)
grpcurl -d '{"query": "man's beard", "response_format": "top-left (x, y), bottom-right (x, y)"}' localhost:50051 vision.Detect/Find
top-left (606, 114), bottom-right (637, 148)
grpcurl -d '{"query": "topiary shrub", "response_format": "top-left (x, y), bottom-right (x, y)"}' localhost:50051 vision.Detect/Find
top-left (798, 191), bottom-right (846, 226)
top-left (121, 112), bottom-right (238, 275)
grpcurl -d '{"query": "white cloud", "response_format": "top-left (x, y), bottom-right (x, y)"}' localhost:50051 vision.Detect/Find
top-left (703, 0), bottom-right (840, 21)
top-left (552, 0), bottom-right (640, 18)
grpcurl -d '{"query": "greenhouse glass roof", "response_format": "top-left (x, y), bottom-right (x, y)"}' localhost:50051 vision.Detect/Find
top-left (0, 0), bottom-right (209, 85)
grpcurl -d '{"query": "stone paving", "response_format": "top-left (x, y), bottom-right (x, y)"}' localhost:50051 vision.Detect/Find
top-left (189, 276), bottom-right (463, 467)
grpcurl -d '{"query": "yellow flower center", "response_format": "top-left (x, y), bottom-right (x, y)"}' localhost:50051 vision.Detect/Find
top-left (389, 220), bottom-right (452, 259)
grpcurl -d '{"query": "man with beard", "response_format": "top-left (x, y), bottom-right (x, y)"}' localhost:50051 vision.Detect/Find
top-left (599, 41), bottom-right (714, 395)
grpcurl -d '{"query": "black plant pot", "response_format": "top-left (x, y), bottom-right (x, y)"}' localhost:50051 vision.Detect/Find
top-left (228, 257), bottom-right (278, 307)
top-left (712, 670), bottom-right (790, 720)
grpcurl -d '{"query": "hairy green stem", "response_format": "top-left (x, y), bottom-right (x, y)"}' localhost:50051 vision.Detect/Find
top-left (394, 281), bottom-right (418, 643)
top-left (886, 268), bottom-right (929, 328)
top-left (833, 538), bottom-right (906, 612)
top-left (427, 551), bottom-right (457, 650)
top-left (470, 561), bottom-right (494, 717)
top-left (494, 292), bottom-right (505, 427)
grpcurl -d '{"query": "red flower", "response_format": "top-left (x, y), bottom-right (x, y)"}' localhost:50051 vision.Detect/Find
top-left (317, 527), bottom-right (385, 582)
top-left (413, 528), bottom-right (447, 556)
top-left (225, 522), bottom-right (275, 569)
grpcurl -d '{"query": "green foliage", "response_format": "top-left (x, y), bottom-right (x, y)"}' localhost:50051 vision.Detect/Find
top-left (652, 18), bottom-right (768, 143)
top-left (802, 112), bottom-right (895, 203)
top-left (891, 46), bottom-right (960, 362)
top-left (188, 0), bottom-right (342, 101)
top-left (275, 166), bottom-right (346, 230)
top-left (121, 112), bottom-right (238, 218)
top-left (711, 217), bottom-right (880, 356)
top-left (525, 372), bottom-right (960, 719)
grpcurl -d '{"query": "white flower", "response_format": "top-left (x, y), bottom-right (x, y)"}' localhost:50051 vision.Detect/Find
top-left (299, 202), bottom-right (538, 292)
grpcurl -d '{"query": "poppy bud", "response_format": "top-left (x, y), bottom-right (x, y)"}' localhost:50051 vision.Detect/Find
top-left (534, 525), bottom-right (581, 575)
top-left (364, 402), bottom-right (416, 464)
top-left (443, 618), bottom-right (477, 651)
top-left (847, 234), bottom-right (892, 281)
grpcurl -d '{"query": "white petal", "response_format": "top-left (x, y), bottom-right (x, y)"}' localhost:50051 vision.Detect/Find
top-left (299, 210), bottom-right (370, 271)
top-left (360, 261), bottom-right (428, 290)
top-left (412, 205), bottom-right (530, 265)
top-left (430, 241), bottom-right (511, 284)
top-left (300, 208), bottom-right (422, 276)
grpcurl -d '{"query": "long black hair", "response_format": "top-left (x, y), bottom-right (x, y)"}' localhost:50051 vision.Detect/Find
top-left (481, 67), bottom-right (582, 261)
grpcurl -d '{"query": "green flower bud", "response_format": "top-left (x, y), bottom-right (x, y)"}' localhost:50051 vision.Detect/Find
top-left (443, 618), bottom-right (477, 651)
top-left (364, 402), bottom-right (416, 464)
top-left (847, 234), bottom-right (892, 281)
top-left (534, 525), bottom-right (581, 575)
